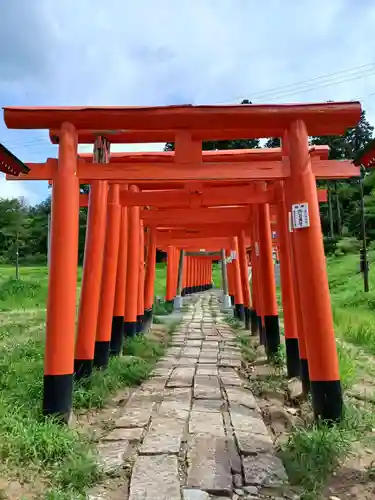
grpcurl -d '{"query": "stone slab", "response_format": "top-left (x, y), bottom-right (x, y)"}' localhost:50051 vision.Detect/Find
top-left (178, 357), bottom-right (199, 366)
top-left (230, 409), bottom-right (269, 437)
top-left (182, 489), bottom-right (210, 500)
top-left (194, 375), bottom-right (222, 400)
top-left (237, 432), bottom-right (274, 455)
top-left (189, 410), bottom-right (225, 436)
top-left (158, 399), bottom-right (191, 419)
top-left (225, 387), bottom-right (258, 410)
top-left (152, 367), bottom-right (173, 377)
top-left (129, 454), bottom-right (181, 500)
top-left (243, 454), bottom-right (288, 487)
top-left (167, 367), bottom-right (195, 387)
top-left (218, 358), bottom-right (241, 368)
top-left (196, 364), bottom-right (218, 376)
top-left (115, 401), bottom-right (154, 428)
top-left (200, 350), bottom-right (219, 358)
top-left (186, 436), bottom-right (231, 493)
top-left (182, 347), bottom-right (201, 358)
top-left (162, 387), bottom-right (192, 404)
top-left (219, 371), bottom-right (243, 387)
top-left (166, 346), bottom-right (183, 353)
top-left (198, 357), bottom-right (217, 364)
top-left (186, 340), bottom-right (203, 347)
top-left (138, 377), bottom-right (167, 395)
top-left (140, 416), bottom-right (186, 454)
top-left (97, 440), bottom-right (129, 473)
top-left (103, 427), bottom-right (144, 441)
top-left (192, 399), bottom-right (224, 413)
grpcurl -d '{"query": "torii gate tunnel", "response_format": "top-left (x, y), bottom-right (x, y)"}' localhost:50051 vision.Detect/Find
top-left (3, 101), bottom-right (362, 424)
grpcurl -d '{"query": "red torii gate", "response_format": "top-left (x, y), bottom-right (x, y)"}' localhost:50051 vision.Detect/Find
top-left (3, 101), bottom-right (361, 425)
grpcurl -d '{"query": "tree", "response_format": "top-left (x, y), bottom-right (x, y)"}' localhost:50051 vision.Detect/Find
top-left (311, 109), bottom-right (374, 238)
top-left (264, 137), bottom-right (280, 148)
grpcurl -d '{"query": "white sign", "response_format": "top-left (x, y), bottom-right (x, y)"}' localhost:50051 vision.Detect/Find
top-left (255, 242), bottom-right (260, 257)
top-left (230, 250), bottom-right (237, 260)
top-left (292, 203), bottom-right (310, 229)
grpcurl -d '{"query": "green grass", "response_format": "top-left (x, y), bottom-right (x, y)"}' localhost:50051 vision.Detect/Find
top-left (279, 250), bottom-right (375, 499)
top-left (0, 263), bottom-right (174, 499)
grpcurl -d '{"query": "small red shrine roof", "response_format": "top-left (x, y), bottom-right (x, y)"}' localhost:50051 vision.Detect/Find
top-left (354, 138), bottom-right (375, 168)
top-left (0, 143), bottom-right (30, 176)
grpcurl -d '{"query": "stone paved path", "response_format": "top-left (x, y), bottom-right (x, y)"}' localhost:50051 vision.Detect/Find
top-left (93, 292), bottom-right (288, 500)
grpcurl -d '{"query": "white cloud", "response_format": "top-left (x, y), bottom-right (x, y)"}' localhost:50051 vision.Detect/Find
top-left (0, 174), bottom-right (40, 205)
top-left (1, 0), bottom-right (375, 210)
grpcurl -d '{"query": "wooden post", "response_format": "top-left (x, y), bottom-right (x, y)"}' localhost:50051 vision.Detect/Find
top-left (166, 246), bottom-right (175, 302)
top-left (94, 184), bottom-right (121, 369)
top-left (75, 180), bottom-right (108, 378)
top-left (287, 120), bottom-right (342, 422)
top-left (144, 228), bottom-right (156, 330)
top-left (136, 221), bottom-right (145, 333)
top-left (258, 203), bottom-right (280, 358)
top-left (250, 207), bottom-right (263, 338)
top-left (232, 237), bottom-right (245, 321)
top-left (221, 248), bottom-right (231, 309)
top-left (111, 203), bottom-right (128, 354)
top-left (124, 186), bottom-right (140, 338)
top-left (275, 181), bottom-right (300, 377)
top-left (239, 230), bottom-right (252, 329)
top-left (174, 249), bottom-right (185, 308)
top-left (226, 249), bottom-right (235, 308)
top-left (43, 122), bottom-right (79, 422)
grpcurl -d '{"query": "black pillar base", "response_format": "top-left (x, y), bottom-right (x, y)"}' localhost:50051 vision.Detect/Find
top-left (93, 340), bottom-right (110, 369)
top-left (43, 373), bottom-right (73, 423)
top-left (230, 295), bottom-right (235, 306)
top-left (235, 303), bottom-right (245, 322)
top-left (124, 321), bottom-right (137, 339)
top-left (74, 359), bottom-right (93, 380)
top-left (311, 380), bottom-right (343, 423)
top-left (143, 308), bottom-right (153, 332)
top-left (264, 315), bottom-right (280, 358)
top-left (244, 307), bottom-right (251, 330)
top-left (110, 316), bottom-right (124, 356)
top-left (300, 358), bottom-right (310, 395)
top-left (285, 338), bottom-right (300, 378)
top-left (181, 288), bottom-right (186, 296)
top-left (136, 314), bottom-right (144, 334)
top-left (250, 309), bottom-right (258, 336)
top-left (166, 299), bottom-right (173, 306)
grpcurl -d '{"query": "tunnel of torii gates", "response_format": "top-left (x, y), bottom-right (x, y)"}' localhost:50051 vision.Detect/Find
top-left (3, 101), bottom-right (362, 424)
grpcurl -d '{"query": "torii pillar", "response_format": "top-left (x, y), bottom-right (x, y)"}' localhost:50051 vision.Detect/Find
top-left (287, 121), bottom-right (342, 421)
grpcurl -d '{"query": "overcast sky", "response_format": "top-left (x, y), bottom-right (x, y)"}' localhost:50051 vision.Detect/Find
top-left (1, 0), bottom-right (375, 204)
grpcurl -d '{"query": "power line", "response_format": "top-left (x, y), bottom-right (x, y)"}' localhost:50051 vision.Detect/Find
top-left (212, 62), bottom-right (375, 104)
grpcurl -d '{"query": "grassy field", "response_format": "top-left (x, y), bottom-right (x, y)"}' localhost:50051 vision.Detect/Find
top-left (1, 254), bottom-right (374, 499)
top-left (0, 262), bottom-right (174, 499)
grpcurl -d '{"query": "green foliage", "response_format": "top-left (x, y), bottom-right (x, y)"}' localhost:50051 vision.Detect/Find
top-left (153, 298), bottom-right (174, 315)
top-left (0, 196), bottom-right (88, 266)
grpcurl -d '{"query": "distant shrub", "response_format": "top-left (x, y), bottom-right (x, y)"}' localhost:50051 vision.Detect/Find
top-left (323, 236), bottom-right (339, 255)
top-left (335, 237), bottom-right (361, 255)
